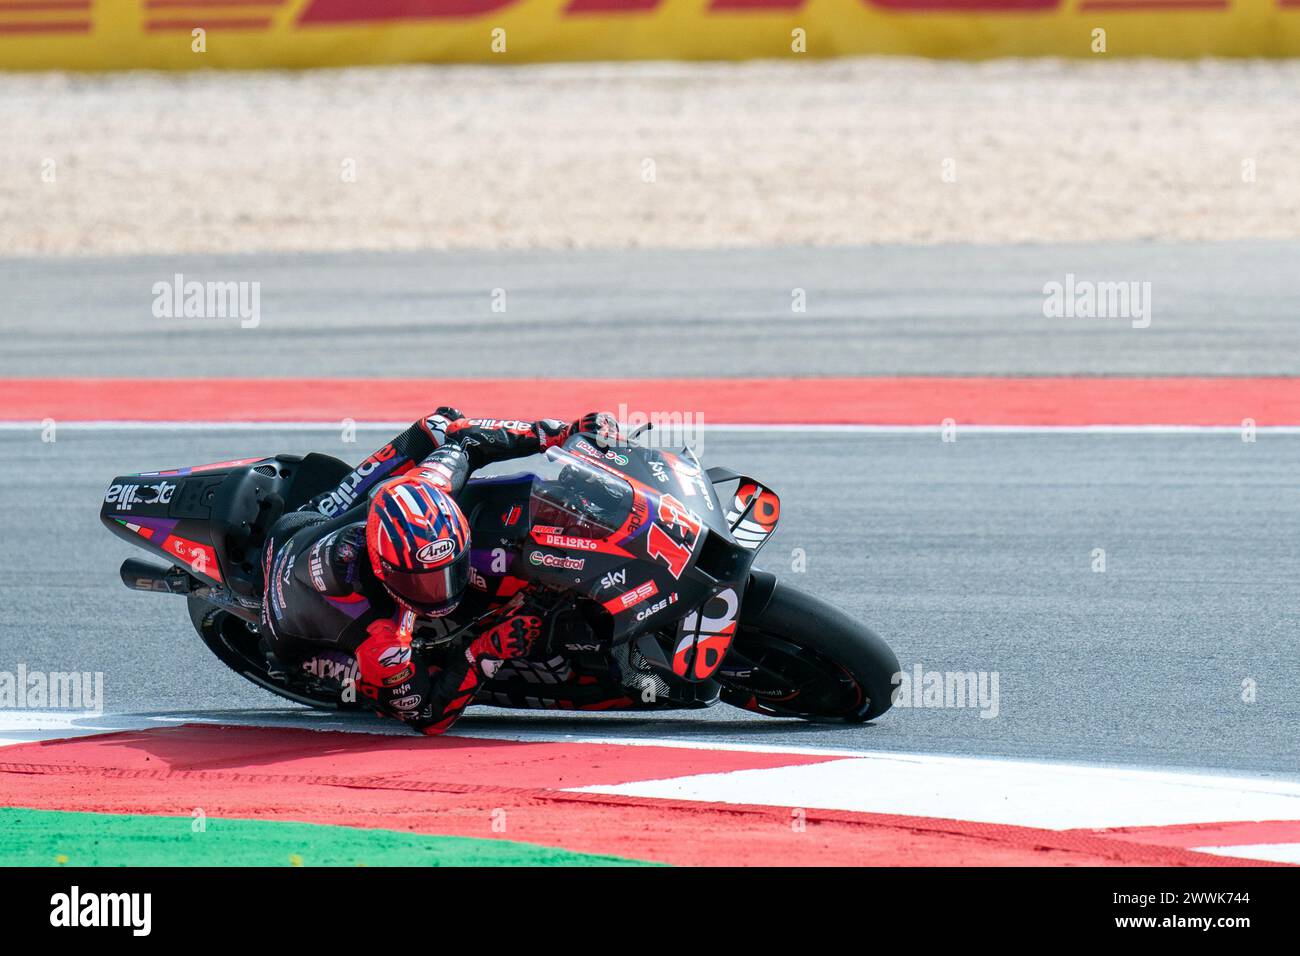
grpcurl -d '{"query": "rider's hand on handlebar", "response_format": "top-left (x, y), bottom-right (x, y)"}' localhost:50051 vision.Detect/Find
top-left (469, 614), bottom-right (542, 662)
top-left (569, 411), bottom-right (620, 446)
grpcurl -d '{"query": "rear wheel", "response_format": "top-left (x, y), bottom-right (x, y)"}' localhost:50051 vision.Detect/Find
top-left (716, 576), bottom-right (898, 723)
top-left (187, 596), bottom-right (357, 711)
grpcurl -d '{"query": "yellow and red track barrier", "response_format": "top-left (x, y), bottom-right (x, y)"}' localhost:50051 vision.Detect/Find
top-left (4, 0), bottom-right (1300, 68)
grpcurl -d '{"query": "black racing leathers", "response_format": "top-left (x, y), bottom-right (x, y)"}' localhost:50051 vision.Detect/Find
top-left (258, 408), bottom-right (572, 733)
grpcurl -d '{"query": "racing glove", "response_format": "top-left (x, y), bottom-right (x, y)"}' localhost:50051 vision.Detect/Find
top-left (468, 614), bottom-right (542, 662)
top-left (357, 615), bottom-right (521, 736)
top-left (566, 411), bottom-right (621, 446)
top-left (354, 618), bottom-right (424, 720)
top-left (408, 610), bottom-right (541, 737)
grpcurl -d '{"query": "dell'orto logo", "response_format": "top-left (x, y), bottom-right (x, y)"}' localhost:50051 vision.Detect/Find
top-left (416, 539), bottom-right (456, 564)
top-left (50, 886), bottom-right (151, 936)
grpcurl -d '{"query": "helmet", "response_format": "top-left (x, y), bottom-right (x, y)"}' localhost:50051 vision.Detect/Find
top-left (365, 475), bottom-right (471, 617)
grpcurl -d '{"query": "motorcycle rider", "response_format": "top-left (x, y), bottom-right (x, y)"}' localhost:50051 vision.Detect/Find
top-left (259, 407), bottom-right (619, 735)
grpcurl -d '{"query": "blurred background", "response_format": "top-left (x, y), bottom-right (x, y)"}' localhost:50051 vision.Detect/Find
top-left (2, 2), bottom-right (1300, 257)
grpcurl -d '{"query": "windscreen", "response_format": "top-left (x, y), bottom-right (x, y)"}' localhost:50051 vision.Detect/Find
top-left (528, 447), bottom-right (634, 540)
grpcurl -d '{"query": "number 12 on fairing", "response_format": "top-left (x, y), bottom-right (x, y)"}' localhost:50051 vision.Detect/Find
top-left (646, 493), bottom-right (702, 579)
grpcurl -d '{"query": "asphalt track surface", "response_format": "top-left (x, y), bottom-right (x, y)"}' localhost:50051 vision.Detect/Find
top-left (2, 240), bottom-right (1297, 781)
top-left (4, 426), bottom-right (1297, 775)
top-left (2, 240), bottom-right (1300, 377)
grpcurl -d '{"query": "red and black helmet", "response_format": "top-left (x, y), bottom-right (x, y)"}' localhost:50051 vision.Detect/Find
top-left (365, 475), bottom-right (471, 618)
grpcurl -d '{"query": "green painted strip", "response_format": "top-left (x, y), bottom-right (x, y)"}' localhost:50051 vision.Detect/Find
top-left (0, 807), bottom-right (661, 867)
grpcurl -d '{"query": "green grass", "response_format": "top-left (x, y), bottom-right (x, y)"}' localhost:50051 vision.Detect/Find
top-left (0, 807), bottom-right (661, 867)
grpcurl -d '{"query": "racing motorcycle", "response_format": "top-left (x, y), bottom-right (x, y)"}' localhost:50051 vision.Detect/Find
top-left (100, 431), bottom-right (899, 723)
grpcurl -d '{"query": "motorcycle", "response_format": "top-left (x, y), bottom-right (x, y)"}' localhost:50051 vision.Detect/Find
top-left (100, 429), bottom-right (899, 723)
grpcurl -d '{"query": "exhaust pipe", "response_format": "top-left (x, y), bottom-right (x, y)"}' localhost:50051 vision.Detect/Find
top-left (119, 558), bottom-right (192, 595)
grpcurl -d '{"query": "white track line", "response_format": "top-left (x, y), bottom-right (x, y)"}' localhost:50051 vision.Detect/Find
top-left (1194, 843), bottom-right (1300, 864)
top-left (1, 421), bottom-right (1298, 434)
top-left (569, 756), bottom-right (1300, 831)
top-left (0, 711), bottom-right (154, 747)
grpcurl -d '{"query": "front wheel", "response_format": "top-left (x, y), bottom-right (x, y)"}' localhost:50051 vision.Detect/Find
top-left (716, 575), bottom-right (899, 723)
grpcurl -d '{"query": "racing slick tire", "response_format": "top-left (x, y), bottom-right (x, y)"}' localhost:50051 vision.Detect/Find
top-left (717, 572), bottom-right (899, 723)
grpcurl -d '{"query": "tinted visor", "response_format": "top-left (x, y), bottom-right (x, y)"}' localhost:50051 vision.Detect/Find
top-left (382, 550), bottom-right (470, 617)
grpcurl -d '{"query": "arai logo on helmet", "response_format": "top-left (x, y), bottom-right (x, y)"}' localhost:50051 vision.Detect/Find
top-left (416, 539), bottom-right (456, 565)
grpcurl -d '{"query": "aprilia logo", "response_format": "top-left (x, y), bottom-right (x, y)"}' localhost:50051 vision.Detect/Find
top-left (104, 481), bottom-right (175, 512)
top-left (302, 655), bottom-right (359, 685)
top-left (316, 445), bottom-right (399, 516)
